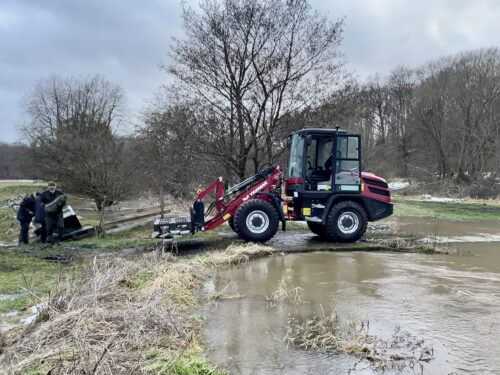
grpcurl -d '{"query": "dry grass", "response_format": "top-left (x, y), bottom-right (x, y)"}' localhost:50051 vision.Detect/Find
top-left (284, 308), bottom-right (434, 372)
top-left (191, 242), bottom-right (274, 268)
top-left (0, 243), bottom-right (278, 374)
top-left (266, 280), bottom-right (308, 308)
top-left (0, 252), bottom-right (210, 374)
top-left (284, 311), bottom-right (341, 351)
top-left (209, 281), bottom-right (242, 301)
top-left (2, 241), bottom-right (438, 374)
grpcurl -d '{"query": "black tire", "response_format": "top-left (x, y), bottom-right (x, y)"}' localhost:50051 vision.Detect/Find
top-left (228, 217), bottom-right (237, 233)
top-left (325, 201), bottom-right (367, 242)
top-left (233, 199), bottom-right (279, 242)
top-left (306, 221), bottom-right (328, 238)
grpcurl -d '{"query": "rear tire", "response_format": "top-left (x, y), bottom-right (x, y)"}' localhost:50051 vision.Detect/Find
top-left (306, 221), bottom-right (328, 238)
top-left (233, 199), bottom-right (279, 243)
top-left (326, 201), bottom-right (367, 242)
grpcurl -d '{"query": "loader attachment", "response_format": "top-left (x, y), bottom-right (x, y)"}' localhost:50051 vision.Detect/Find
top-left (152, 215), bottom-right (193, 239)
top-left (152, 165), bottom-right (282, 240)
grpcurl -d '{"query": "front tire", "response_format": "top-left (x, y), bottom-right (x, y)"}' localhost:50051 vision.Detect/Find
top-left (228, 217), bottom-right (237, 233)
top-left (233, 199), bottom-right (279, 242)
top-left (326, 201), bottom-right (367, 242)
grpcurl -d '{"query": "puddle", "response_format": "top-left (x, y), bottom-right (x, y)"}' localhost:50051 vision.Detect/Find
top-left (1, 298), bottom-right (47, 333)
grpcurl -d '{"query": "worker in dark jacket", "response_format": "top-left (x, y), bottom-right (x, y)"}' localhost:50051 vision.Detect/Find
top-left (34, 192), bottom-right (47, 242)
top-left (40, 181), bottom-right (65, 243)
top-left (17, 194), bottom-right (36, 244)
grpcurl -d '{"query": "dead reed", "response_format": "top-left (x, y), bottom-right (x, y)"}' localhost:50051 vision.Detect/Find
top-left (266, 280), bottom-right (308, 308)
top-left (0, 252), bottom-right (208, 374)
top-left (192, 242), bottom-right (273, 268)
top-left (284, 307), bottom-right (434, 372)
top-left (0, 243), bottom-right (277, 374)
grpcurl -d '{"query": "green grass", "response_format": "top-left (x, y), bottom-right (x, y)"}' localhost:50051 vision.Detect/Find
top-left (0, 247), bottom-right (72, 326)
top-left (75, 223), bottom-right (156, 249)
top-left (0, 294), bottom-right (31, 314)
top-left (0, 208), bottom-right (18, 242)
top-left (393, 196), bottom-right (500, 221)
top-left (0, 181), bottom-right (46, 203)
top-left (144, 355), bottom-right (229, 375)
top-left (17, 363), bottom-right (45, 375)
top-left (0, 248), bottom-right (69, 295)
top-left (123, 267), bottom-right (155, 289)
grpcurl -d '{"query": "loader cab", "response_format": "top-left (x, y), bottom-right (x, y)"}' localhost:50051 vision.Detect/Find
top-left (286, 129), bottom-right (361, 196)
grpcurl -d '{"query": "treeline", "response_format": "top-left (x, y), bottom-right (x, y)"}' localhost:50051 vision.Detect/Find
top-left (0, 143), bottom-right (30, 179)
top-left (138, 47), bottom-right (500, 199)
top-left (315, 48), bottom-right (500, 193)
top-left (6, 0), bottom-right (499, 206)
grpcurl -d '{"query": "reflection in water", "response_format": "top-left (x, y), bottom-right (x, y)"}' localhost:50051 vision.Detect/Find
top-left (203, 242), bottom-right (500, 374)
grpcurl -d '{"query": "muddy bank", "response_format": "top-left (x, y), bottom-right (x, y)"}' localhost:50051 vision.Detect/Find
top-left (1, 245), bottom-right (266, 374)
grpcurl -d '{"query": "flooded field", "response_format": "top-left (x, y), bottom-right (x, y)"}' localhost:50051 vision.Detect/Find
top-left (203, 218), bottom-right (500, 374)
top-left (396, 216), bottom-right (500, 243)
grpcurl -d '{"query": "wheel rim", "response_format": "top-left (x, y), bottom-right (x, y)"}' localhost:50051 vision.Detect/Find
top-left (337, 211), bottom-right (359, 234)
top-left (246, 210), bottom-right (269, 234)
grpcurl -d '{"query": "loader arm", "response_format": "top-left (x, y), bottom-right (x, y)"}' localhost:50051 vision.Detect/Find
top-left (203, 166), bottom-right (282, 230)
top-left (153, 166), bottom-right (283, 240)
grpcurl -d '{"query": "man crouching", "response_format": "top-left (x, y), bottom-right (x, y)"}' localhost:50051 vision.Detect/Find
top-left (40, 181), bottom-right (66, 243)
top-left (17, 194), bottom-right (36, 245)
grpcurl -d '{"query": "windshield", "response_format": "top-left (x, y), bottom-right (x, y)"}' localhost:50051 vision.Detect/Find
top-left (287, 134), bottom-right (304, 178)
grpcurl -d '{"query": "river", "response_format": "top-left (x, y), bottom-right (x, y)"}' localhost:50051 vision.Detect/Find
top-left (202, 217), bottom-right (500, 374)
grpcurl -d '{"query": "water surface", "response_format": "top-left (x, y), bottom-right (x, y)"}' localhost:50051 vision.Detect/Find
top-left (203, 220), bottom-right (500, 374)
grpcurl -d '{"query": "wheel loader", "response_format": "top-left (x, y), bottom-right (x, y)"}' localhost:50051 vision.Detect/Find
top-left (153, 127), bottom-right (393, 243)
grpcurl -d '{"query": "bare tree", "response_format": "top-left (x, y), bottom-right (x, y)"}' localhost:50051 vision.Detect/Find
top-left (167, 0), bottom-right (344, 179)
top-left (447, 49), bottom-right (500, 181)
top-left (21, 75), bottom-right (128, 209)
top-left (0, 143), bottom-right (31, 179)
top-left (136, 87), bottom-right (230, 213)
top-left (386, 66), bottom-right (417, 178)
top-left (136, 102), bottom-right (197, 215)
top-left (411, 49), bottom-right (500, 182)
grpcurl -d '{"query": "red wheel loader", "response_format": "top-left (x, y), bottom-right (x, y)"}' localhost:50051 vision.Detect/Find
top-left (153, 128), bottom-right (393, 243)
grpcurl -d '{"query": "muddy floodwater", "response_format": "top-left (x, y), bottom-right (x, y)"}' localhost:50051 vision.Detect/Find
top-left (203, 218), bottom-right (500, 374)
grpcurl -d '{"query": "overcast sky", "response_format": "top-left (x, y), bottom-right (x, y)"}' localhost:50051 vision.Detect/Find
top-left (1, 0), bottom-right (499, 143)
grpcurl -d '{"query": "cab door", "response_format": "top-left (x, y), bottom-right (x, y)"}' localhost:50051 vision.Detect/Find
top-left (332, 135), bottom-right (361, 192)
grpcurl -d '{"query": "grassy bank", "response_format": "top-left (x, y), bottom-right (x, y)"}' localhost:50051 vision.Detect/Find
top-left (0, 181), bottom-right (46, 203)
top-left (0, 243), bottom-right (273, 374)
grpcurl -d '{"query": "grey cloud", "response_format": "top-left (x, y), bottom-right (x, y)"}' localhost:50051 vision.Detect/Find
top-left (1, 0), bottom-right (500, 142)
top-left (0, 0), bottom-right (184, 142)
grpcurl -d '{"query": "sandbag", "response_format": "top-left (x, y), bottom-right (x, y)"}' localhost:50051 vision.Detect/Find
top-left (44, 195), bottom-right (67, 214)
